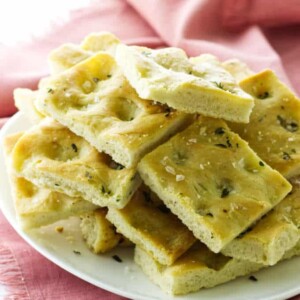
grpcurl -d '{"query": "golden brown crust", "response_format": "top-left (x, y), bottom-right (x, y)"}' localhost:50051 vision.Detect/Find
top-left (138, 116), bottom-right (292, 252)
top-left (11, 118), bottom-right (141, 208)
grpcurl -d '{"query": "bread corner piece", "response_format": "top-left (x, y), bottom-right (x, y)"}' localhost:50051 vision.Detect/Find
top-left (229, 69), bottom-right (300, 179)
top-left (3, 132), bottom-right (97, 230)
top-left (106, 186), bottom-right (196, 265)
top-left (11, 118), bottom-right (141, 209)
top-left (134, 242), bottom-right (262, 295)
top-left (115, 44), bottom-right (254, 123)
top-left (138, 116), bottom-right (292, 253)
top-left (222, 181), bottom-right (300, 265)
top-left (80, 208), bottom-right (131, 254)
top-left (36, 51), bottom-right (191, 168)
top-left (135, 238), bottom-right (300, 296)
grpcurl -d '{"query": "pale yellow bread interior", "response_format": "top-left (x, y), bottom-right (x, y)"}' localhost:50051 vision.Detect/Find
top-left (36, 52), bottom-right (191, 168)
top-left (138, 116), bottom-right (292, 252)
top-left (106, 186), bottom-right (196, 265)
top-left (11, 118), bottom-right (141, 208)
top-left (134, 240), bottom-right (300, 295)
top-left (115, 44), bottom-right (254, 123)
top-left (3, 132), bottom-right (97, 229)
top-left (80, 208), bottom-right (132, 254)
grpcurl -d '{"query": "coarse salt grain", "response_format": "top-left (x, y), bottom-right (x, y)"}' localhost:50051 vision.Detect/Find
top-left (165, 166), bottom-right (176, 175)
top-left (83, 80), bottom-right (92, 90)
top-left (176, 174), bottom-right (185, 181)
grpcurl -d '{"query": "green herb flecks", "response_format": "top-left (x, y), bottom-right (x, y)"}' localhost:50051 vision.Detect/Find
top-left (282, 152), bottom-right (292, 161)
top-left (248, 275), bottom-right (258, 282)
top-left (215, 127), bottom-right (225, 135)
top-left (112, 255), bottom-right (122, 263)
top-left (257, 91), bottom-right (270, 100)
top-left (71, 143), bottom-right (78, 152)
top-left (277, 115), bottom-right (298, 132)
top-left (215, 143), bottom-right (227, 148)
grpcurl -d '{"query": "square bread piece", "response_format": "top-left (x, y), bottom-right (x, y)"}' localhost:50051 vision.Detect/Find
top-left (222, 181), bottom-right (300, 265)
top-left (138, 116), bottom-right (292, 253)
top-left (135, 241), bottom-right (300, 295)
top-left (229, 70), bottom-right (300, 179)
top-left (115, 44), bottom-right (254, 123)
top-left (48, 31), bottom-right (121, 74)
top-left (11, 118), bottom-right (141, 209)
top-left (3, 133), bottom-right (97, 229)
top-left (106, 186), bottom-right (196, 265)
top-left (80, 208), bottom-right (132, 254)
top-left (36, 51), bottom-right (191, 168)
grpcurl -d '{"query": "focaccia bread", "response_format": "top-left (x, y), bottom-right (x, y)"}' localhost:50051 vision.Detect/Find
top-left (14, 88), bottom-right (45, 124)
top-left (80, 208), bottom-right (131, 254)
top-left (3, 132), bottom-right (97, 229)
top-left (11, 118), bottom-right (141, 208)
top-left (135, 241), bottom-right (300, 295)
top-left (115, 45), bottom-right (254, 123)
top-left (222, 182), bottom-right (300, 265)
top-left (229, 70), bottom-right (300, 178)
top-left (138, 116), bottom-right (292, 252)
top-left (36, 52), bottom-right (191, 168)
top-left (106, 186), bottom-right (196, 265)
top-left (222, 59), bottom-right (255, 82)
top-left (48, 32), bottom-right (120, 74)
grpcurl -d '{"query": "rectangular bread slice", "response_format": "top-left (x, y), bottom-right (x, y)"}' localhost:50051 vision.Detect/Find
top-left (106, 186), bottom-right (196, 265)
top-left (138, 116), bottom-right (292, 252)
top-left (80, 208), bottom-right (132, 254)
top-left (36, 51), bottom-right (191, 168)
top-left (222, 182), bottom-right (300, 265)
top-left (229, 69), bottom-right (300, 178)
top-left (11, 119), bottom-right (141, 209)
top-left (134, 241), bottom-right (300, 295)
top-left (116, 44), bottom-right (254, 123)
top-left (3, 132), bottom-right (98, 229)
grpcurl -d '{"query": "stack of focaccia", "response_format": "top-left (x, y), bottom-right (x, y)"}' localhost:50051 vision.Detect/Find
top-left (4, 32), bottom-right (300, 295)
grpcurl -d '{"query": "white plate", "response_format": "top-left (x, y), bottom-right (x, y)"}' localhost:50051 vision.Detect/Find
top-left (1, 112), bottom-right (300, 300)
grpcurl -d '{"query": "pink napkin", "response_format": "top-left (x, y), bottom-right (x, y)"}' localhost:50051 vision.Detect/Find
top-left (1, 0), bottom-right (300, 299)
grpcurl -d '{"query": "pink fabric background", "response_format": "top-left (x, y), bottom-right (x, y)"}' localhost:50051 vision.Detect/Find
top-left (0, 0), bottom-right (300, 299)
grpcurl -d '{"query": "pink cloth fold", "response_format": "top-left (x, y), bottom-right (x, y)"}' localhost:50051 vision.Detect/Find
top-left (1, 0), bottom-right (300, 299)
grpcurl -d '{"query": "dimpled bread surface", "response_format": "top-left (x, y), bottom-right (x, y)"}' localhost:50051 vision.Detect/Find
top-left (11, 118), bottom-right (141, 209)
top-left (229, 70), bottom-right (300, 179)
top-left (138, 116), bottom-right (292, 252)
top-left (36, 52), bottom-right (191, 168)
top-left (115, 44), bottom-right (254, 123)
top-left (48, 32), bottom-right (121, 74)
top-left (106, 186), bottom-right (196, 265)
top-left (3, 133), bottom-right (97, 229)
